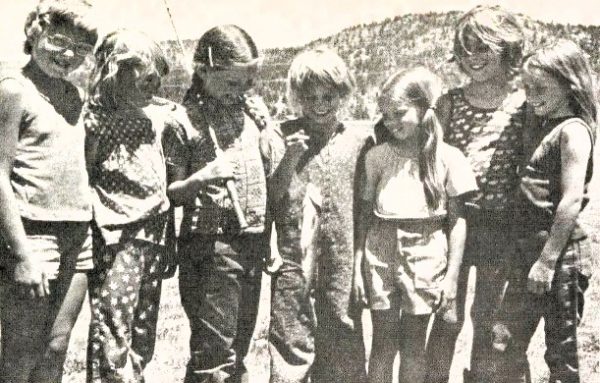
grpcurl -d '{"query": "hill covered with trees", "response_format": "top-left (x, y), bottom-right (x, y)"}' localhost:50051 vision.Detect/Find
top-left (158, 11), bottom-right (600, 119)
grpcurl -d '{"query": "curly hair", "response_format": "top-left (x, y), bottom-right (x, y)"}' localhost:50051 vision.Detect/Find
top-left (88, 29), bottom-right (169, 110)
top-left (23, 0), bottom-right (97, 55)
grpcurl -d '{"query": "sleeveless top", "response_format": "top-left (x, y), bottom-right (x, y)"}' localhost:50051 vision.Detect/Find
top-left (518, 116), bottom-right (594, 240)
top-left (166, 95), bottom-right (269, 236)
top-left (1, 64), bottom-right (92, 222)
top-left (444, 88), bottom-right (525, 214)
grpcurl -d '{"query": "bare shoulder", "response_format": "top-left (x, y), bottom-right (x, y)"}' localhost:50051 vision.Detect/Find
top-left (560, 119), bottom-right (593, 150)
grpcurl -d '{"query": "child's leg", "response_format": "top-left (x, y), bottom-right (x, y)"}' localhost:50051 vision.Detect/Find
top-left (0, 284), bottom-right (54, 383)
top-left (179, 235), bottom-right (261, 383)
top-left (491, 267), bottom-right (545, 383)
top-left (29, 273), bottom-right (88, 383)
top-left (87, 239), bottom-right (162, 383)
top-left (398, 313), bottom-right (430, 383)
top-left (269, 258), bottom-right (315, 383)
top-left (0, 223), bottom-right (90, 383)
top-left (368, 307), bottom-right (401, 383)
top-left (424, 262), bottom-right (469, 383)
top-left (131, 244), bottom-right (164, 368)
top-left (543, 242), bottom-right (590, 383)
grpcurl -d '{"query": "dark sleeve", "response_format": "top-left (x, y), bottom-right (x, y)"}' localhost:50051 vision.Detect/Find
top-left (259, 123), bottom-right (286, 178)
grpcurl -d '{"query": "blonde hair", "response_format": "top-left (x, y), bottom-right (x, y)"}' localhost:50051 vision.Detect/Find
top-left (89, 29), bottom-right (169, 110)
top-left (378, 67), bottom-right (445, 209)
top-left (453, 5), bottom-right (524, 76)
top-left (23, 0), bottom-right (97, 55)
top-left (286, 47), bottom-right (355, 113)
top-left (524, 39), bottom-right (598, 131)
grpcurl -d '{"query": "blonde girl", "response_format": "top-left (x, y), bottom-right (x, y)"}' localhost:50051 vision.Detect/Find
top-left (261, 47), bottom-right (368, 383)
top-left (85, 29), bottom-right (179, 382)
top-left (492, 39), bottom-right (597, 383)
top-left (354, 67), bottom-right (477, 383)
top-left (424, 6), bottom-right (528, 382)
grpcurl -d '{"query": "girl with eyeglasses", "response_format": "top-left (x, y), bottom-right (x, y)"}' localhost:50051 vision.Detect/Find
top-left (0, 1), bottom-right (97, 382)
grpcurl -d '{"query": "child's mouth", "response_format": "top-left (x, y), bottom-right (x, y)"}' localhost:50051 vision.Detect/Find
top-left (51, 57), bottom-right (71, 71)
top-left (530, 100), bottom-right (546, 109)
top-left (469, 63), bottom-right (486, 71)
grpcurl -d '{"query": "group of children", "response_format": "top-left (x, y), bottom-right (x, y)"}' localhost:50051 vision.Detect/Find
top-left (0, 1), bottom-right (595, 383)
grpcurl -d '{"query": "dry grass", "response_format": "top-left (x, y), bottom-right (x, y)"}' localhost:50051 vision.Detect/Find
top-left (63, 123), bottom-right (600, 383)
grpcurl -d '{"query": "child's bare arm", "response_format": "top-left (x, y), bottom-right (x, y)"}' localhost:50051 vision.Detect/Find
top-left (0, 80), bottom-right (48, 297)
top-left (438, 196), bottom-right (467, 318)
top-left (527, 123), bottom-right (591, 294)
top-left (268, 130), bottom-right (309, 203)
top-left (445, 197), bottom-right (467, 282)
top-left (167, 158), bottom-right (235, 206)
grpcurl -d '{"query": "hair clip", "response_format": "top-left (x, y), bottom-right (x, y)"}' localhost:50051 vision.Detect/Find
top-left (207, 46), bottom-right (214, 68)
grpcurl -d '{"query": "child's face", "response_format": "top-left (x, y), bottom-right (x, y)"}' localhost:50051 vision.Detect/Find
top-left (379, 98), bottom-right (421, 142)
top-left (115, 60), bottom-right (162, 109)
top-left (31, 24), bottom-right (94, 79)
top-left (298, 85), bottom-right (342, 126)
top-left (522, 66), bottom-right (572, 119)
top-left (457, 34), bottom-right (505, 83)
top-left (198, 66), bottom-right (257, 106)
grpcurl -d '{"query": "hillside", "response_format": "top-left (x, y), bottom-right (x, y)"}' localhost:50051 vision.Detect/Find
top-left (159, 11), bottom-right (600, 119)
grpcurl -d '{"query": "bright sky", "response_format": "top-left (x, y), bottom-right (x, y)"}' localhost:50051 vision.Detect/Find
top-left (1, 0), bottom-right (599, 63)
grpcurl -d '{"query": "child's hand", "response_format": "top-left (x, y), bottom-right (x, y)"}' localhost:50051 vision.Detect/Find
top-left (202, 157), bottom-right (236, 181)
top-left (265, 252), bottom-right (283, 274)
top-left (437, 276), bottom-right (458, 323)
top-left (520, 176), bottom-right (553, 210)
top-left (12, 258), bottom-right (49, 298)
top-left (527, 258), bottom-right (555, 294)
top-left (284, 130), bottom-right (310, 160)
top-left (352, 250), bottom-right (368, 307)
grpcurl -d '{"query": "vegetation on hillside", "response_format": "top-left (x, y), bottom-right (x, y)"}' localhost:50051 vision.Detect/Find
top-left (157, 12), bottom-right (600, 120)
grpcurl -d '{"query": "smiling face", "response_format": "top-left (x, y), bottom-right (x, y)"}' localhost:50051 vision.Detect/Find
top-left (457, 34), bottom-right (507, 83)
top-left (379, 98), bottom-right (421, 142)
top-left (522, 65), bottom-right (573, 119)
top-left (197, 65), bottom-right (257, 106)
top-left (114, 60), bottom-right (162, 109)
top-left (298, 84), bottom-right (343, 126)
top-left (31, 23), bottom-right (93, 79)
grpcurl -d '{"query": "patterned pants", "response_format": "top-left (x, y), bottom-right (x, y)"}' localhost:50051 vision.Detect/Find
top-left (491, 239), bottom-right (590, 383)
top-left (178, 234), bottom-right (264, 383)
top-left (87, 239), bottom-right (164, 383)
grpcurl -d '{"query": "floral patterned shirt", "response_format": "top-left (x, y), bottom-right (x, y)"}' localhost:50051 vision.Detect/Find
top-left (85, 101), bottom-right (172, 245)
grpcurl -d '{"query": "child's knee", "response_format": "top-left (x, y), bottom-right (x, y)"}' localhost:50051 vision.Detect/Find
top-left (491, 322), bottom-right (513, 352)
top-left (46, 332), bottom-right (71, 357)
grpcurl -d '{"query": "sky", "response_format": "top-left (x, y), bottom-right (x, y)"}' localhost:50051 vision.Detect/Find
top-left (1, 0), bottom-right (599, 63)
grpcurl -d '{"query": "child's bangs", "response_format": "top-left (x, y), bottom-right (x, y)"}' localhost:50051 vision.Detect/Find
top-left (454, 7), bottom-right (523, 60)
top-left (106, 32), bottom-right (169, 77)
top-left (38, 2), bottom-right (97, 44)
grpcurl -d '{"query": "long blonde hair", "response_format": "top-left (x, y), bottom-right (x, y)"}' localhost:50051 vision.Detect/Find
top-left (524, 39), bottom-right (598, 134)
top-left (378, 67), bottom-right (445, 209)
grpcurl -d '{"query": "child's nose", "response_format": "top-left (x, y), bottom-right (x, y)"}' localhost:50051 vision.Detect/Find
top-left (61, 48), bottom-right (75, 58)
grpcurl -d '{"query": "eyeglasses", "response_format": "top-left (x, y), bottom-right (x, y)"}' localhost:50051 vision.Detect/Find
top-left (45, 32), bottom-right (94, 57)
